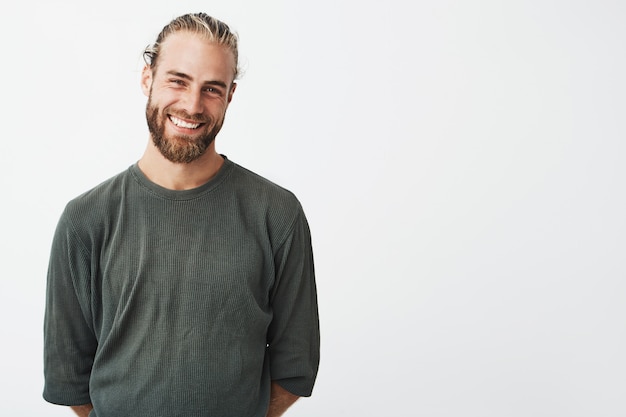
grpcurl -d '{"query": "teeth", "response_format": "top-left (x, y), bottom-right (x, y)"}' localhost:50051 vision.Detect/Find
top-left (170, 116), bottom-right (200, 129)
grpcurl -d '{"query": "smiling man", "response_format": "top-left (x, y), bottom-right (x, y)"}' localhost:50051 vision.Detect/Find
top-left (43, 13), bottom-right (319, 417)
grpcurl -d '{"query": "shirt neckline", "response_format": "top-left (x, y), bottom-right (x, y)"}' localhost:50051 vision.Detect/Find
top-left (129, 156), bottom-right (234, 201)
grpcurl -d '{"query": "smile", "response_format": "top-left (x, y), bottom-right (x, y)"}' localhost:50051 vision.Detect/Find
top-left (169, 115), bottom-right (203, 129)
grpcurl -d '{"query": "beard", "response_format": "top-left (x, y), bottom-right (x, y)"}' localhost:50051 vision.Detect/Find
top-left (145, 96), bottom-right (225, 164)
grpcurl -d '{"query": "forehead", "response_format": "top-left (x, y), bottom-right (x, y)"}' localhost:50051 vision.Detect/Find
top-left (155, 31), bottom-right (236, 83)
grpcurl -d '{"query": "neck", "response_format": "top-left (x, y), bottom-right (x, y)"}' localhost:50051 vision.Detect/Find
top-left (137, 138), bottom-right (225, 190)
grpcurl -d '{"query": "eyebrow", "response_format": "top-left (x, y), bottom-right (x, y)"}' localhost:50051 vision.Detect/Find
top-left (166, 71), bottom-right (229, 89)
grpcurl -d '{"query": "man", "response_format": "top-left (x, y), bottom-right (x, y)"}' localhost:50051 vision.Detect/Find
top-left (43, 13), bottom-right (319, 417)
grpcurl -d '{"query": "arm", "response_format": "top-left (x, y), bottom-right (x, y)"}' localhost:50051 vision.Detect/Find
top-left (266, 382), bottom-right (300, 417)
top-left (70, 404), bottom-right (93, 417)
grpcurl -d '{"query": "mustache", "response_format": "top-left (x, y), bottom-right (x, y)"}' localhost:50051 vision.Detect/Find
top-left (166, 108), bottom-right (211, 124)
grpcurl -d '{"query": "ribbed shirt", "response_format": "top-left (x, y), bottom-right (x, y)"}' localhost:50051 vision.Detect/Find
top-left (43, 158), bottom-right (319, 417)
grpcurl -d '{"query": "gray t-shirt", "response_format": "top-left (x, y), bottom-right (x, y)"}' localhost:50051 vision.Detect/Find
top-left (43, 158), bottom-right (319, 417)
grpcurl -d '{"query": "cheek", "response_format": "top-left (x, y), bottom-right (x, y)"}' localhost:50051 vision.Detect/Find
top-left (152, 87), bottom-right (181, 105)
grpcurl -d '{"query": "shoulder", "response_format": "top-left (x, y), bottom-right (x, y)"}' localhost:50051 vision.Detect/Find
top-left (62, 167), bottom-right (132, 230)
top-left (226, 160), bottom-right (307, 243)
top-left (227, 161), bottom-right (303, 214)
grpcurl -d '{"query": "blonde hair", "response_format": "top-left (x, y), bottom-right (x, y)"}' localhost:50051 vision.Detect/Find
top-left (143, 13), bottom-right (240, 79)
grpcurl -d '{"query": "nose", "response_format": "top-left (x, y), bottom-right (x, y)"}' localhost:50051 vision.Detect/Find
top-left (181, 89), bottom-right (204, 115)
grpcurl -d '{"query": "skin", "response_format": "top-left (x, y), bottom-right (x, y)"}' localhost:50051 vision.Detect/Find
top-left (138, 31), bottom-right (237, 190)
top-left (70, 404), bottom-right (93, 417)
top-left (266, 382), bottom-right (300, 417)
top-left (68, 30), bottom-right (300, 417)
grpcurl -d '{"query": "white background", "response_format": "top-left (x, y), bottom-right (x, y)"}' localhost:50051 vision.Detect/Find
top-left (1, 1), bottom-right (625, 416)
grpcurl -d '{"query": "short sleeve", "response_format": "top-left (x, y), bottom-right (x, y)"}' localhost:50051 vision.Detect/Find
top-left (267, 207), bottom-right (320, 397)
top-left (43, 211), bottom-right (97, 405)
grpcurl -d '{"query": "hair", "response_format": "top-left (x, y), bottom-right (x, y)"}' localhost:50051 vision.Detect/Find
top-left (143, 12), bottom-right (240, 80)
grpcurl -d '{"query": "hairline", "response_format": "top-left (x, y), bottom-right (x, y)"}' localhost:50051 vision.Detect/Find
top-left (144, 13), bottom-right (240, 81)
top-left (149, 31), bottom-right (238, 85)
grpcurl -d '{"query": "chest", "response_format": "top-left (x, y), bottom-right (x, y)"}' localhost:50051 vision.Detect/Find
top-left (90, 202), bottom-right (275, 338)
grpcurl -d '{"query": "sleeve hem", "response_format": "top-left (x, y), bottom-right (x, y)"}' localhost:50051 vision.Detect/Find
top-left (43, 391), bottom-right (92, 407)
top-left (273, 377), bottom-right (315, 397)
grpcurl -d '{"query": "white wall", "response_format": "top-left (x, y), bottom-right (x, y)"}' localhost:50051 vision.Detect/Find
top-left (1, 1), bottom-right (625, 416)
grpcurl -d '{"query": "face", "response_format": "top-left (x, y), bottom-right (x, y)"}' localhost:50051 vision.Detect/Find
top-left (141, 31), bottom-right (237, 164)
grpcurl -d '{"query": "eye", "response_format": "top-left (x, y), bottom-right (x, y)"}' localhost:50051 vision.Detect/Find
top-left (203, 86), bottom-right (224, 96)
top-left (169, 78), bottom-right (186, 87)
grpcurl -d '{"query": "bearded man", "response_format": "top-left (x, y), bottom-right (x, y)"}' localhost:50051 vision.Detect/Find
top-left (43, 13), bottom-right (319, 417)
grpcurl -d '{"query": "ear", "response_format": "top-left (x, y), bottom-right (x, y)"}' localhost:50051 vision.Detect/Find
top-left (227, 82), bottom-right (237, 104)
top-left (141, 65), bottom-right (153, 97)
